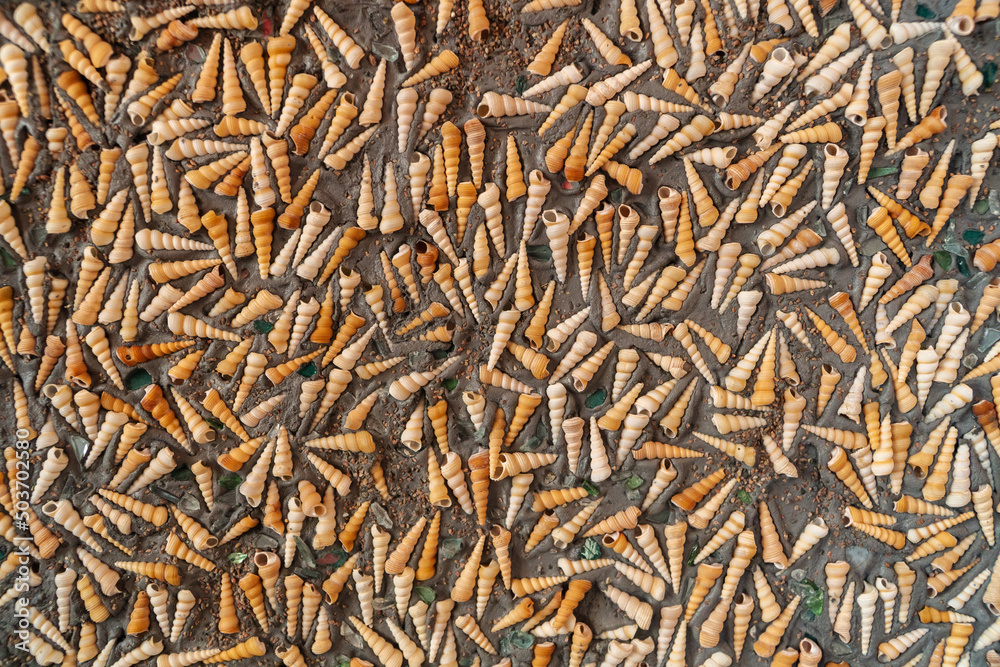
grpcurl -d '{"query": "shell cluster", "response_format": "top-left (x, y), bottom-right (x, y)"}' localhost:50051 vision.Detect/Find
top-left (2, 0), bottom-right (1000, 666)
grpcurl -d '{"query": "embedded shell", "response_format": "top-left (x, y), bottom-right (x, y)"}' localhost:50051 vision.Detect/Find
top-left (2, 1), bottom-right (1000, 667)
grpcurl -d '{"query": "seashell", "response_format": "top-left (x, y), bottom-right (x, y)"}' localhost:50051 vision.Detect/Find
top-left (858, 581), bottom-right (878, 653)
top-left (887, 17), bottom-right (944, 45)
top-left (651, 115), bottom-right (715, 164)
top-left (127, 7), bottom-right (186, 40)
top-left (688, 486), bottom-right (736, 544)
top-left (146, 583), bottom-right (170, 634)
top-left (956, 131), bottom-right (996, 208)
top-left (830, 45), bottom-right (872, 123)
top-left (390, 3), bottom-right (416, 69)
top-left (920, 146), bottom-right (959, 219)
top-left (927, 564), bottom-right (979, 599)
top-left (754, 594), bottom-right (800, 658)
top-left (772, 116), bottom-right (842, 154)
top-left (322, 124), bottom-right (376, 172)
top-left (803, 45), bottom-right (863, 104)
top-left (689, 504), bottom-right (745, 560)
top-left (455, 614), bottom-right (496, 655)
top-left (4, 131), bottom-right (39, 205)
top-left (682, 21), bottom-right (708, 82)
top-left (763, 0), bottom-right (794, 30)
top-left (524, 62), bottom-right (586, 100)
top-left (756, 145), bottom-right (803, 212)
top-left (528, 19), bottom-right (568, 75)
top-left (314, 520), bottom-right (362, 580)
top-left (948, 568), bottom-right (990, 616)
top-left (186, 6), bottom-right (257, 30)
top-left (600, 584), bottom-right (653, 632)
top-left (843, 0), bottom-right (891, 48)
top-left (913, 38), bottom-right (959, 125)
top-left (726, 143), bottom-right (781, 191)
top-left (63, 161), bottom-right (96, 225)
top-left (523, 510), bottom-right (561, 554)
top-left (150, 18), bottom-right (198, 52)
top-left (878, 628), bottom-right (934, 665)
top-left (810, 141), bottom-right (850, 210)
top-left (166, 587), bottom-right (197, 643)
top-left (750, 101), bottom-right (797, 152)
top-left (943, 34), bottom-right (980, 97)
top-left (927, 172), bottom-right (975, 245)
top-left (538, 87), bottom-right (585, 140)
top-left (575, 18), bottom-right (630, 68)
top-left (971, 233), bottom-right (1000, 274)
top-left (794, 98), bottom-right (857, 149)
top-left (0, 11), bottom-right (35, 63)
top-left (626, 117), bottom-right (679, 172)
top-left (735, 179), bottom-right (764, 234)
top-left (697, 530), bottom-right (756, 648)
top-left (123, 71), bottom-right (180, 127)
top-left (560, 110), bottom-right (594, 183)
top-left (400, 49), bottom-right (459, 88)
top-left (891, 105), bottom-right (949, 160)
top-left (751, 47), bottom-right (794, 103)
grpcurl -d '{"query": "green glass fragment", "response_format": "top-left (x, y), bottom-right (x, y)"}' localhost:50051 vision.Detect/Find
top-left (227, 552), bottom-right (248, 564)
top-left (585, 388), bottom-right (607, 408)
top-left (171, 466), bottom-right (194, 481)
top-left (205, 417), bottom-right (225, 431)
top-left (983, 61), bottom-right (998, 90)
top-left (0, 248), bottom-right (15, 270)
top-left (957, 255), bottom-right (970, 276)
top-left (866, 166), bottom-right (899, 179)
top-left (516, 75), bottom-right (527, 95)
top-left (253, 319), bottom-right (274, 333)
top-left (415, 586), bottom-right (436, 604)
top-left (527, 245), bottom-right (552, 261)
top-left (625, 475), bottom-right (644, 490)
top-left (801, 579), bottom-right (825, 615)
top-left (125, 369), bottom-right (153, 391)
top-left (297, 362), bottom-right (317, 378)
top-left (981, 328), bottom-right (1000, 351)
top-left (686, 541), bottom-right (700, 566)
top-left (581, 537), bottom-right (602, 559)
top-left (964, 229), bottom-right (985, 244)
top-left (646, 509), bottom-right (671, 523)
top-left (582, 480), bottom-right (600, 496)
top-left (219, 473), bottom-right (242, 490)
top-left (974, 199), bottom-right (991, 215)
top-left (371, 42), bottom-right (399, 62)
top-left (520, 436), bottom-right (542, 451)
top-left (442, 378), bottom-right (458, 391)
top-left (69, 436), bottom-right (89, 463)
top-left (737, 489), bottom-right (753, 504)
top-left (294, 536), bottom-right (316, 568)
top-left (331, 548), bottom-right (349, 569)
top-left (441, 537), bottom-right (463, 559)
top-left (498, 635), bottom-right (515, 656)
top-left (934, 250), bottom-right (952, 270)
top-left (915, 3), bottom-right (936, 18)
top-left (150, 486), bottom-right (180, 504)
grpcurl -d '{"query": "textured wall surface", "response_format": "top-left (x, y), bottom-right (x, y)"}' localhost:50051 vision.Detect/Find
top-left (0, 0), bottom-right (1000, 666)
